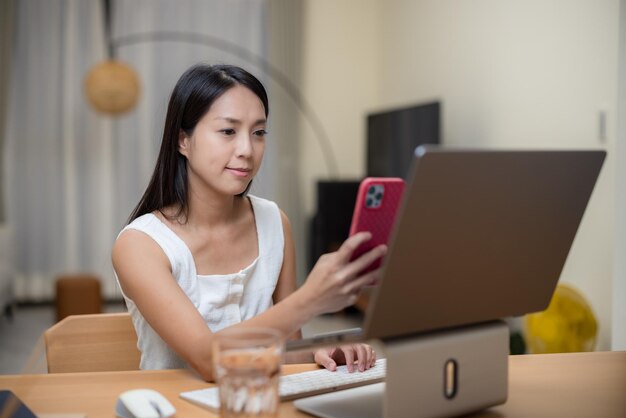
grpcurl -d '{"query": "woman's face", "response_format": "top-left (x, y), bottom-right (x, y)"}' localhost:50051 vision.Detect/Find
top-left (179, 85), bottom-right (267, 197)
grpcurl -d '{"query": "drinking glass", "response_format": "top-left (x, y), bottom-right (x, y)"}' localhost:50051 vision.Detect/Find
top-left (212, 327), bottom-right (284, 417)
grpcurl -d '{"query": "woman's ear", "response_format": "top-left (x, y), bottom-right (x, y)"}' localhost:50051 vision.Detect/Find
top-left (178, 130), bottom-right (190, 157)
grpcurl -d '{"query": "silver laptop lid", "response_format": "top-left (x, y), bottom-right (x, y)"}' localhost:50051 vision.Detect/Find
top-left (363, 146), bottom-right (605, 340)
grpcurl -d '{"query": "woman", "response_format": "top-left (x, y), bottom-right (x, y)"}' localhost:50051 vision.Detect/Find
top-left (112, 64), bottom-right (386, 381)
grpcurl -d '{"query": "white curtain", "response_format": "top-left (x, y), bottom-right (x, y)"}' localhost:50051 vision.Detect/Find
top-left (4, 0), bottom-right (287, 300)
top-left (6, 0), bottom-right (111, 300)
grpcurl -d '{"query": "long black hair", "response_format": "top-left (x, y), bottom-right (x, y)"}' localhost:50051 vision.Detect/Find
top-left (127, 64), bottom-right (269, 224)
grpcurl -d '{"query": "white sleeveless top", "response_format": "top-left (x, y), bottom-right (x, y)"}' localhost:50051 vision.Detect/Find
top-left (116, 195), bottom-right (284, 370)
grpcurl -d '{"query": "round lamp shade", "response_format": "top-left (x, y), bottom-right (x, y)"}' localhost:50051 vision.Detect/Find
top-left (84, 60), bottom-right (140, 115)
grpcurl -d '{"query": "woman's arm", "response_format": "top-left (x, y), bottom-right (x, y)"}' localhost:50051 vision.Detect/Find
top-left (113, 230), bottom-right (218, 379)
top-left (272, 211), bottom-right (378, 370)
top-left (113, 218), bottom-right (385, 381)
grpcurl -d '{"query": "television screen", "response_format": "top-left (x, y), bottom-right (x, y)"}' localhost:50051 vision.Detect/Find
top-left (367, 101), bottom-right (440, 179)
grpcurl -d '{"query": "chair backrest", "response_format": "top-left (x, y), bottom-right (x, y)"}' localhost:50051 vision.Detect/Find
top-left (44, 312), bottom-right (141, 373)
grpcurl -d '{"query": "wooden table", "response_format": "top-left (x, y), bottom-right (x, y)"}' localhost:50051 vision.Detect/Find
top-left (1, 351), bottom-right (624, 418)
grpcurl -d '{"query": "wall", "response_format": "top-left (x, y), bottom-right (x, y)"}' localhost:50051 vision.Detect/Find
top-left (301, 0), bottom-right (620, 350)
top-left (299, 0), bottom-right (382, 218)
top-left (613, 0), bottom-right (626, 350)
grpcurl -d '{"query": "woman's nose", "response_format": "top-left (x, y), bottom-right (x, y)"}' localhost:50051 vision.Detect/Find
top-left (236, 135), bottom-right (253, 157)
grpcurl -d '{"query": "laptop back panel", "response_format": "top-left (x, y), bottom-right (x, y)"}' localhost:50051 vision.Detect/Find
top-left (364, 148), bottom-right (605, 340)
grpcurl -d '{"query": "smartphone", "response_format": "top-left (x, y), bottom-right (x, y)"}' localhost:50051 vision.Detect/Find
top-left (349, 177), bottom-right (405, 278)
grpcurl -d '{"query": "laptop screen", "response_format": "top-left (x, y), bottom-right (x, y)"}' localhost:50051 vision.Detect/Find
top-left (364, 147), bottom-right (605, 340)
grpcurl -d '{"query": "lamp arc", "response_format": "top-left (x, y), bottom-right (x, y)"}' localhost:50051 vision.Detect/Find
top-left (112, 31), bottom-right (340, 178)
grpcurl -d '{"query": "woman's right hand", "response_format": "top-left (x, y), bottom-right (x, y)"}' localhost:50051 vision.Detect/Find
top-left (300, 232), bottom-right (387, 315)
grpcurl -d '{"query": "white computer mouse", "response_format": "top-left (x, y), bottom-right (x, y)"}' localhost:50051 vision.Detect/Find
top-left (115, 389), bottom-right (176, 418)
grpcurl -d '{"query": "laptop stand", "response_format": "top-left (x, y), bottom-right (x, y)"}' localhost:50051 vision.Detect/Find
top-left (295, 320), bottom-right (509, 418)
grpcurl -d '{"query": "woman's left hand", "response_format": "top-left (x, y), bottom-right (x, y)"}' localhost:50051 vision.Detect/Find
top-left (314, 344), bottom-right (377, 372)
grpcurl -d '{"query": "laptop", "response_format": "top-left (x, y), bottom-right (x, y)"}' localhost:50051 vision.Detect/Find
top-left (288, 146), bottom-right (605, 351)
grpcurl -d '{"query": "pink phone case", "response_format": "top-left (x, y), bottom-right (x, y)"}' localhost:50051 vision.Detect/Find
top-left (349, 177), bottom-right (405, 278)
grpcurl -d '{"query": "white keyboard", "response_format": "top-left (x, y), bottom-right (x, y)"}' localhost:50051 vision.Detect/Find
top-left (180, 359), bottom-right (386, 411)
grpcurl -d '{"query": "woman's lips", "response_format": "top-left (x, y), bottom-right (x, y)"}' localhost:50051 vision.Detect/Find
top-left (226, 167), bottom-right (252, 177)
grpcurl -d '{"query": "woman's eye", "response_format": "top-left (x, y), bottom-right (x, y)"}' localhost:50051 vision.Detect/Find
top-left (254, 129), bottom-right (268, 137)
top-left (220, 129), bottom-right (236, 136)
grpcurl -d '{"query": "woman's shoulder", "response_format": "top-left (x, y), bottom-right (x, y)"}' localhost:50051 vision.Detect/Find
top-left (125, 212), bottom-right (159, 229)
top-left (123, 210), bottom-right (183, 234)
top-left (247, 194), bottom-right (276, 207)
top-left (112, 220), bottom-right (171, 275)
top-left (118, 212), bottom-right (185, 253)
top-left (248, 194), bottom-right (288, 222)
top-left (115, 213), bottom-right (163, 250)
top-left (113, 211), bottom-right (187, 276)
top-left (248, 194), bottom-right (284, 219)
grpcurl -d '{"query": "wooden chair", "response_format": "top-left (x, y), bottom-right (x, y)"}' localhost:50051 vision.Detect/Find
top-left (44, 312), bottom-right (141, 373)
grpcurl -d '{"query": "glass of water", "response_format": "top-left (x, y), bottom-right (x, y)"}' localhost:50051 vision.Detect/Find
top-left (212, 327), bottom-right (284, 417)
